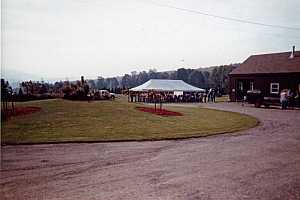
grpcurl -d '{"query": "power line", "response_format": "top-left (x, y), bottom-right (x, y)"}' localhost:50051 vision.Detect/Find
top-left (145, 1), bottom-right (300, 31)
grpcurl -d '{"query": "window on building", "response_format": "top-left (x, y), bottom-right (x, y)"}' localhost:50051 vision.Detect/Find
top-left (270, 83), bottom-right (279, 94)
top-left (250, 82), bottom-right (254, 91)
top-left (238, 81), bottom-right (243, 91)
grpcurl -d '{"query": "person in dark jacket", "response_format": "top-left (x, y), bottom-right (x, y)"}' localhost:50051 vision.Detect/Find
top-left (280, 89), bottom-right (288, 109)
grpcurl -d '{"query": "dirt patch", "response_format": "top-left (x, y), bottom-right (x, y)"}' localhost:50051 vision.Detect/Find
top-left (3, 106), bottom-right (41, 120)
top-left (136, 106), bottom-right (183, 116)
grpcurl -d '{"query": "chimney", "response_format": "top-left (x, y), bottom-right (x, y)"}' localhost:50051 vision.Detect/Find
top-left (289, 45), bottom-right (295, 59)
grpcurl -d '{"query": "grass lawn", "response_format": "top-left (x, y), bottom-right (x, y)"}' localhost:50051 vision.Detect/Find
top-left (216, 95), bottom-right (230, 103)
top-left (2, 96), bottom-right (258, 144)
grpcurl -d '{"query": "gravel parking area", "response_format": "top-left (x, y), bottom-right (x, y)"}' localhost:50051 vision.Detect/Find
top-left (1, 103), bottom-right (300, 200)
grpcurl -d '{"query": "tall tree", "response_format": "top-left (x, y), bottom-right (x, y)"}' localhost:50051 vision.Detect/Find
top-left (39, 83), bottom-right (48, 94)
top-left (87, 80), bottom-right (96, 89)
top-left (96, 76), bottom-right (106, 89)
top-left (157, 72), bottom-right (170, 79)
top-left (1, 79), bottom-right (9, 108)
top-left (210, 67), bottom-right (220, 88)
top-left (188, 70), bottom-right (205, 88)
top-left (148, 69), bottom-right (158, 79)
top-left (1, 79), bottom-right (13, 119)
top-left (111, 77), bottom-right (119, 89)
top-left (121, 74), bottom-right (131, 89)
top-left (169, 71), bottom-right (177, 80)
top-left (106, 77), bottom-right (119, 90)
top-left (177, 68), bottom-right (189, 82)
top-left (202, 71), bottom-right (210, 88)
top-left (130, 71), bottom-right (138, 87)
top-left (209, 65), bottom-right (236, 93)
top-left (137, 71), bottom-right (149, 85)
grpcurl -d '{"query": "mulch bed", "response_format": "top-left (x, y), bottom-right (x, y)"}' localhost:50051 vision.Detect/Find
top-left (136, 106), bottom-right (183, 116)
top-left (2, 107), bottom-right (41, 120)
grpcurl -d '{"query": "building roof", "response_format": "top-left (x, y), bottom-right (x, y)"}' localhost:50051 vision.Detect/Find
top-left (129, 79), bottom-right (205, 92)
top-left (230, 51), bottom-right (300, 75)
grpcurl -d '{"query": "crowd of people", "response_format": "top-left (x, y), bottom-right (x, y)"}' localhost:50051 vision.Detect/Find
top-left (129, 88), bottom-right (218, 103)
top-left (280, 89), bottom-right (300, 109)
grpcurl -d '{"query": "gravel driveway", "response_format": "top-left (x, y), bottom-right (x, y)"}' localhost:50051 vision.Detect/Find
top-left (1, 103), bottom-right (300, 200)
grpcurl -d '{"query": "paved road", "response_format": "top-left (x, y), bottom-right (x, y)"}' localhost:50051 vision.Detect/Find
top-left (1, 103), bottom-right (300, 200)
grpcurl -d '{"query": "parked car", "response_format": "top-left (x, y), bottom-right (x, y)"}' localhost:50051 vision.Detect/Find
top-left (93, 90), bottom-right (115, 100)
top-left (109, 93), bottom-right (116, 99)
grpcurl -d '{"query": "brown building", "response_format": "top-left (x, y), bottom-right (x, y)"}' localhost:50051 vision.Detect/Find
top-left (229, 46), bottom-right (300, 101)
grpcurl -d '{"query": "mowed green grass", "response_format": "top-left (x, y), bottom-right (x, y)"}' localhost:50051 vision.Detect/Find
top-left (2, 97), bottom-right (258, 144)
top-left (216, 95), bottom-right (230, 103)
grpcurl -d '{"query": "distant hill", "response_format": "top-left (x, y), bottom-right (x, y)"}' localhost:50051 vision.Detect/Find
top-left (161, 65), bottom-right (238, 75)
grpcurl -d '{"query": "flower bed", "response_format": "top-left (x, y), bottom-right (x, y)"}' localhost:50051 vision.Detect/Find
top-left (136, 106), bottom-right (183, 116)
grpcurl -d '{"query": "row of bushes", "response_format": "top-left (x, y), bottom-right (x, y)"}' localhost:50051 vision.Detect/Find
top-left (13, 94), bottom-right (57, 102)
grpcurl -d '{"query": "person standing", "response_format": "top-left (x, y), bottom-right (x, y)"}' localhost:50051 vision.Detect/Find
top-left (207, 89), bottom-right (211, 102)
top-left (212, 89), bottom-right (216, 103)
top-left (280, 89), bottom-right (288, 109)
top-left (199, 92), bottom-right (203, 103)
top-left (287, 89), bottom-right (295, 109)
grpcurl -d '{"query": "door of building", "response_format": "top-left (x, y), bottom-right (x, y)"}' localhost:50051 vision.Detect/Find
top-left (236, 80), bottom-right (252, 101)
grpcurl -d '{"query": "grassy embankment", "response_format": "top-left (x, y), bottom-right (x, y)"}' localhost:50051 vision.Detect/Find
top-left (2, 96), bottom-right (257, 144)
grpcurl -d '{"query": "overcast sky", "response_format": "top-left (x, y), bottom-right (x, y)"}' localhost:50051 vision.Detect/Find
top-left (2, 0), bottom-right (300, 80)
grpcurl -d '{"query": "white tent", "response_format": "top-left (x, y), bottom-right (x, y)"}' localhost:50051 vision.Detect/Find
top-left (129, 79), bottom-right (205, 92)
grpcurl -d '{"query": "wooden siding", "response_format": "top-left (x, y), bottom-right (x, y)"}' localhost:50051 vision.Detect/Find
top-left (229, 73), bottom-right (300, 101)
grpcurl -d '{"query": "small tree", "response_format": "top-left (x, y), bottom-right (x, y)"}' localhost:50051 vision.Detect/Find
top-left (62, 86), bottom-right (72, 98)
top-left (1, 79), bottom-right (14, 120)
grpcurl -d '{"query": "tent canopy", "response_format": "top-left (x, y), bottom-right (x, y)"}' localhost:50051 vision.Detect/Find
top-left (129, 79), bottom-right (205, 92)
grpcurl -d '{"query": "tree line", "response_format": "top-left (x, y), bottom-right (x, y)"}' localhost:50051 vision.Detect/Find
top-left (1, 79), bottom-right (15, 120)
top-left (3, 64), bottom-right (238, 100)
top-left (90, 64), bottom-right (238, 94)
